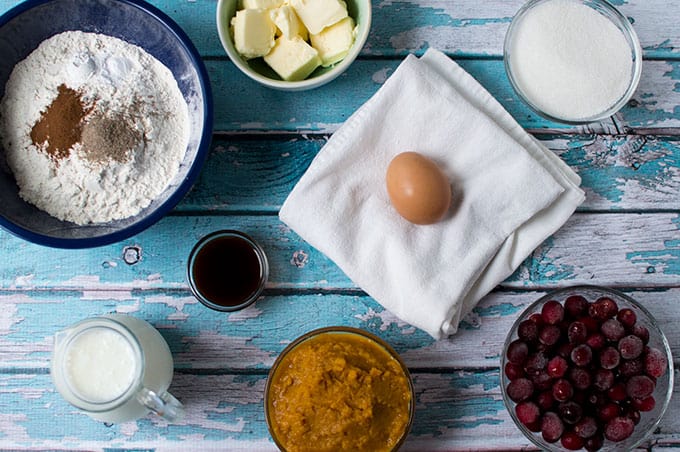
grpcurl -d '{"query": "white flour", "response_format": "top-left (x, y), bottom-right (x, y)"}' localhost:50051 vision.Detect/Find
top-left (0, 31), bottom-right (189, 225)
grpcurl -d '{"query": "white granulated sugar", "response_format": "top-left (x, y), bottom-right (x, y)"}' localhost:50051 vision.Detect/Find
top-left (0, 31), bottom-right (189, 225)
top-left (507, 0), bottom-right (634, 120)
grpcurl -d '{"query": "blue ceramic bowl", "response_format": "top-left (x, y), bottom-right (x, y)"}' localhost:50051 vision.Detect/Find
top-left (0, 0), bottom-right (213, 248)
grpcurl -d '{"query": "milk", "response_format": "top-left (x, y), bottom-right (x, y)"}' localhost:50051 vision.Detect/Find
top-left (51, 315), bottom-right (181, 423)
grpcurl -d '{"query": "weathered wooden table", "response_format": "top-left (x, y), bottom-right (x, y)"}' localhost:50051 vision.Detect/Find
top-left (1, 0), bottom-right (679, 450)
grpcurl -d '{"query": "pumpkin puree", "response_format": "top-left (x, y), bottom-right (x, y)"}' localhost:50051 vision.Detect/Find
top-left (267, 332), bottom-right (412, 452)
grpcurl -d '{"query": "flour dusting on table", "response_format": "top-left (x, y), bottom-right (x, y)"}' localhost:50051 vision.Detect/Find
top-left (0, 31), bottom-right (189, 225)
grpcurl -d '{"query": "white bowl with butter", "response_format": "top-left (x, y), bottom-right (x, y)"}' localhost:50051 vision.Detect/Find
top-left (216, 0), bottom-right (371, 90)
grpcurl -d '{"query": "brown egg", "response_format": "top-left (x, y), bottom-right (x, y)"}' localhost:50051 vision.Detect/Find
top-left (385, 152), bottom-right (452, 225)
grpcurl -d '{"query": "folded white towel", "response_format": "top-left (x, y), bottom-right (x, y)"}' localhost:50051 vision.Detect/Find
top-left (280, 49), bottom-right (585, 339)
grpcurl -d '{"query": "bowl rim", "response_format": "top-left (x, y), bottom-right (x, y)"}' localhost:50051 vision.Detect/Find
top-left (500, 285), bottom-right (674, 451)
top-left (0, 0), bottom-right (214, 249)
top-left (503, 0), bottom-right (643, 125)
top-left (215, 0), bottom-right (372, 91)
top-left (264, 325), bottom-right (415, 451)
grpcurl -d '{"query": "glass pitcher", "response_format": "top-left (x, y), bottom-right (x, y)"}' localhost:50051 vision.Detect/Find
top-left (51, 314), bottom-right (184, 424)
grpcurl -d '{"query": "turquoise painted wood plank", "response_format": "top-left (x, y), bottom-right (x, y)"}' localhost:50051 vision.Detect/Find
top-left (206, 59), bottom-right (680, 133)
top-left (1, 213), bottom-right (679, 290)
top-left (1, 369), bottom-right (678, 450)
top-left (1, 289), bottom-right (678, 371)
top-left (0, 1), bottom-right (676, 60)
top-left (177, 134), bottom-right (680, 213)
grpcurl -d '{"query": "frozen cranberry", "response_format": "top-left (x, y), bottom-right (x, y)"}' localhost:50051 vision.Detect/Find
top-left (552, 378), bottom-right (574, 402)
top-left (604, 416), bottom-right (634, 442)
top-left (598, 402), bottom-right (621, 422)
top-left (601, 318), bottom-right (625, 342)
top-left (568, 367), bottom-right (591, 391)
top-left (626, 375), bottom-right (655, 399)
top-left (567, 321), bottom-right (588, 344)
top-left (560, 431), bottom-right (584, 450)
top-left (524, 351), bottom-right (548, 376)
top-left (631, 324), bottom-right (650, 344)
top-left (592, 368), bottom-right (614, 391)
top-left (539, 325), bottom-right (561, 346)
top-left (504, 362), bottom-right (525, 380)
top-left (541, 300), bottom-right (564, 325)
top-left (607, 382), bottom-right (627, 402)
top-left (536, 390), bottom-right (555, 411)
top-left (507, 378), bottom-right (534, 402)
top-left (632, 396), bottom-right (655, 412)
top-left (529, 312), bottom-right (544, 326)
top-left (547, 356), bottom-right (568, 378)
top-left (558, 401), bottom-right (583, 424)
top-left (507, 339), bottom-right (529, 364)
top-left (599, 346), bottom-right (620, 370)
top-left (617, 308), bottom-right (637, 328)
top-left (541, 411), bottom-right (564, 443)
top-left (579, 316), bottom-right (599, 334)
top-left (590, 296), bottom-right (618, 320)
top-left (574, 415), bottom-right (598, 439)
top-left (645, 346), bottom-right (668, 378)
top-left (518, 319), bottom-right (539, 342)
top-left (532, 371), bottom-right (553, 391)
top-left (585, 333), bottom-right (606, 350)
top-left (515, 401), bottom-right (541, 426)
top-left (571, 344), bottom-right (593, 367)
top-left (619, 358), bottom-right (644, 378)
top-left (565, 295), bottom-right (588, 317)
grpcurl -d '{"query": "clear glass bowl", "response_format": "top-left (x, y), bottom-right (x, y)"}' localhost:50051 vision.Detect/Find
top-left (500, 285), bottom-right (673, 451)
top-left (503, 0), bottom-right (643, 124)
top-left (265, 326), bottom-right (415, 451)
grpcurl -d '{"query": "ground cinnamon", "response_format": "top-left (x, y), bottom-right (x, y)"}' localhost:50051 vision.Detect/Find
top-left (30, 83), bottom-right (92, 161)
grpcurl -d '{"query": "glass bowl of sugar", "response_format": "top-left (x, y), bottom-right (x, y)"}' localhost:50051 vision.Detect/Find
top-left (504, 0), bottom-right (642, 124)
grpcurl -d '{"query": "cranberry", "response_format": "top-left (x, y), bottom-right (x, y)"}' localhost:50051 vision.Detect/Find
top-left (552, 378), bottom-right (574, 402)
top-left (604, 416), bottom-right (634, 442)
top-left (632, 396), bottom-right (655, 412)
top-left (561, 431), bottom-right (584, 450)
top-left (541, 300), bottom-right (565, 325)
top-left (645, 346), bottom-right (668, 378)
top-left (568, 367), bottom-right (591, 391)
top-left (565, 295), bottom-right (589, 317)
top-left (571, 344), bottom-right (593, 367)
top-left (599, 346), bottom-right (620, 370)
top-left (507, 378), bottom-right (534, 402)
top-left (504, 362), bottom-right (525, 380)
top-left (574, 416), bottom-right (598, 439)
top-left (507, 339), bottom-right (529, 364)
top-left (592, 368), bottom-right (614, 392)
top-left (584, 433), bottom-right (604, 451)
top-left (617, 308), bottom-right (637, 328)
top-left (547, 356), bottom-right (568, 378)
top-left (601, 318), bottom-right (625, 342)
top-left (567, 321), bottom-right (588, 344)
top-left (558, 401), bottom-right (583, 425)
top-left (585, 333), bottom-right (606, 350)
top-left (541, 411), bottom-right (564, 443)
top-left (626, 375), bottom-right (655, 399)
top-left (518, 319), bottom-right (539, 342)
top-left (539, 325), bottom-right (561, 346)
top-left (515, 401), bottom-right (541, 426)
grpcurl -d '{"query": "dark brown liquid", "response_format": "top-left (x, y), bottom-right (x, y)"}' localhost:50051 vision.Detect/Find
top-left (191, 235), bottom-right (263, 307)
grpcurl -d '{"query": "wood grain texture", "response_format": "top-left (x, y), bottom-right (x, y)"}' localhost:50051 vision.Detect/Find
top-left (0, 0), bottom-right (677, 449)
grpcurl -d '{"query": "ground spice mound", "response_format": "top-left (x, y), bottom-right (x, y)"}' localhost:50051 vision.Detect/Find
top-left (80, 111), bottom-right (142, 164)
top-left (30, 84), bottom-right (92, 161)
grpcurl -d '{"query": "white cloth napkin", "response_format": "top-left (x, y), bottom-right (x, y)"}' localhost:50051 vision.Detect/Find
top-left (279, 49), bottom-right (585, 339)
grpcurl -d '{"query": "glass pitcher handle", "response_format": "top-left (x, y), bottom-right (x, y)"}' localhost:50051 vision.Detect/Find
top-left (136, 387), bottom-right (185, 422)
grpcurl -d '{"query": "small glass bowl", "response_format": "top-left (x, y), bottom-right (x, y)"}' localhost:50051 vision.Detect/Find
top-left (264, 326), bottom-right (415, 451)
top-left (503, 0), bottom-right (643, 124)
top-left (500, 286), bottom-right (673, 451)
top-left (187, 230), bottom-right (268, 312)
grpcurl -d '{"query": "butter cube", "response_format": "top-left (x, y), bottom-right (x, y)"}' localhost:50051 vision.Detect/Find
top-left (241, 0), bottom-right (283, 9)
top-left (310, 16), bottom-right (356, 66)
top-left (264, 36), bottom-right (321, 81)
top-left (289, 0), bottom-right (348, 35)
top-left (270, 5), bottom-right (308, 40)
top-left (231, 9), bottom-right (276, 59)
